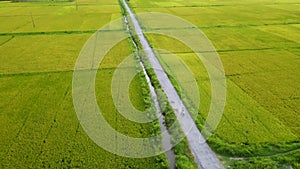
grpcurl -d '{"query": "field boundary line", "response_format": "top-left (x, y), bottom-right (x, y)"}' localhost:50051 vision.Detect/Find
top-left (0, 3), bottom-right (120, 8)
top-left (0, 36), bottom-right (14, 47)
top-left (0, 29), bottom-right (124, 37)
top-left (0, 67), bottom-right (131, 78)
top-left (155, 46), bottom-right (300, 54)
top-left (142, 22), bottom-right (300, 31)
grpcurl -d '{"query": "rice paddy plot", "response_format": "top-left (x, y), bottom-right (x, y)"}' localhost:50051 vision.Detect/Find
top-left (0, 34), bottom-right (91, 74)
top-left (0, 0), bottom-right (166, 168)
top-left (128, 0), bottom-right (299, 166)
top-left (0, 1), bottom-right (122, 33)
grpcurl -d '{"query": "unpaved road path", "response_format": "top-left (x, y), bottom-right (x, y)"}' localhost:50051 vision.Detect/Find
top-left (122, 14), bottom-right (176, 169)
top-left (121, 0), bottom-right (224, 168)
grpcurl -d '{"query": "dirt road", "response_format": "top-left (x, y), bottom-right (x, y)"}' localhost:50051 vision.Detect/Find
top-left (121, 0), bottom-right (224, 168)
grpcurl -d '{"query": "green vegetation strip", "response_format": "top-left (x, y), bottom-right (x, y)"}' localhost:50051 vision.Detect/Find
top-left (119, 2), bottom-right (170, 168)
top-left (119, 0), bottom-right (197, 167)
top-left (140, 52), bottom-right (198, 169)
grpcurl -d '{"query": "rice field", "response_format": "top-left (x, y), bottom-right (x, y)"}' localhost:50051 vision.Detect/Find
top-left (128, 0), bottom-right (300, 167)
top-left (1, 0), bottom-right (299, 168)
top-left (0, 0), bottom-right (166, 168)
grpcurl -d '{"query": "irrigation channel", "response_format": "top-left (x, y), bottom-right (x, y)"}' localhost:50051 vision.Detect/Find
top-left (120, 0), bottom-right (224, 169)
top-left (122, 9), bottom-right (176, 169)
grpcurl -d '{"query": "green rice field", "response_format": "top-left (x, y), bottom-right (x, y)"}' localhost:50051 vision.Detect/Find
top-left (0, 0), bottom-right (165, 168)
top-left (128, 0), bottom-right (300, 167)
top-left (0, 0), bottom-right (299, 168)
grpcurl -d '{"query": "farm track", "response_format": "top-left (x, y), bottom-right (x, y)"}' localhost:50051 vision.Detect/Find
top-left (121, 7), bottom-right (176, 167)
top-left (121, 0), bottom-right (224, 168)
